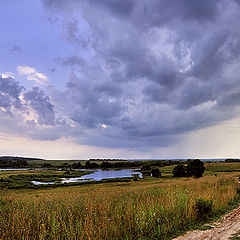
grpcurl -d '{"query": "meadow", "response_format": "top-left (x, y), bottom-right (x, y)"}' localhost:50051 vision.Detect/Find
top-left (0, 162), bottom-right (240, 240)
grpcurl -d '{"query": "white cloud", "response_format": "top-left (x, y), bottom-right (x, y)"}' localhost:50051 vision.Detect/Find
top-left (17, 65), bottom-right (49, 85)
top-left (0, 72), bottom-right (15, 79)
top-left (0, 107), bottom-right (7, 112)
top-left (17, 66), bottom-right (35, 75)
top-left (99, 123), bottom-right (108, 129)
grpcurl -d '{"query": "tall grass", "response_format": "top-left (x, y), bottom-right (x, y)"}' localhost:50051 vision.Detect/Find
top-left (0, 174), bottom-right (239, 240)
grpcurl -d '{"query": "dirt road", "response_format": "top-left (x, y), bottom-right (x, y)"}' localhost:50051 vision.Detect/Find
top-left (172, 205), bottom-right (240, 240)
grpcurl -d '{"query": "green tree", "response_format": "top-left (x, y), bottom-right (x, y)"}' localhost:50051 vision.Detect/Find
top-left (186, 159), bottom-right (205, 178)
top-left (172, 164), bottom-right (187, 177)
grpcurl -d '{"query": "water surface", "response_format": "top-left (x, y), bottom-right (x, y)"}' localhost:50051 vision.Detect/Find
top-left (33, 168), bottom-right (142, 185)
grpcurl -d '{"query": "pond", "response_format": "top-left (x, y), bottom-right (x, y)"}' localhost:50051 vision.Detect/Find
top-left (32, 168), bottom-right (142, 185)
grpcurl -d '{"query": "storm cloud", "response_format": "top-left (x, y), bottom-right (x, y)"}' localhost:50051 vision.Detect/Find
top-left (25, 87), bottom-right (55, 125)
top-left (0, 74), bottom-right (58, 140)
top-left (37, 0), bottom-right (240, 148)
top-left (0, 74), bottom-right (23, 111)
top-left (1, 0), bottom-right (238, 150)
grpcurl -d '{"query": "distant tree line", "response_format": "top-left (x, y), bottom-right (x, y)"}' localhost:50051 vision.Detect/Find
top-left (74, 160), bottom-right (189, 169)
top-left (0, 156), bottom-right (44, 168)
top-left (0, 159), bottom-right (28, 168)
top-left (89, 159), bottom-right (127, 161)
top-left (0, 156), bottom-right (43, 161)
top-left (225, 158), bottom-right (240, 162)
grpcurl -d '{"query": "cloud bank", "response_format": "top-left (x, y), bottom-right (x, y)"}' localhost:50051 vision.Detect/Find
top-left (37, 0), bottom-right (240, 148)
top-left (2, 0), bottom-right (240, 152)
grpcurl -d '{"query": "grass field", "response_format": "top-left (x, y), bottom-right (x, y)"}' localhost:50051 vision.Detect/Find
top-left (0, 162), bottom-right (240, 240)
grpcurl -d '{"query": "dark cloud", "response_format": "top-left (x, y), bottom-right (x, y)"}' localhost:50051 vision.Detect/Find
top-left (0, 75), bottom-right (24, 111)
top-left (0, 76), bottom-right (23, 99)
top-left (177, 80), bottom-right (214, 110)
top-left (91, 0), bottom-right (134, 17)
top-left (56, 55), bottom-right (85, 66)
top-left (0, 75), bottom-right (57, 127)
top-left (0, 76), bottom-right (62, 141)
top-left (11, 44), bottom-right (21, 52)
top-left (64, 19), bottom-right (85, 46)
top-left (42, 0), bottom-right (220, 23)
top-left (25, 87), bottom-right (55, 125)
top-left (217, 92), bottom-right (240, 108)
top-left (38, 0), bottom-right (240, 149)
top-left (94, 81), bottom-right (122, 97)
top-left (42, 0), bottom-right (134, 17)
top-left (64, 73), bottom-right (123, 128)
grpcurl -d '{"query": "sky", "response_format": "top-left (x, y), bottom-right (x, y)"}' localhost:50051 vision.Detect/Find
top-left (1, 0), bottom-right (240, 159)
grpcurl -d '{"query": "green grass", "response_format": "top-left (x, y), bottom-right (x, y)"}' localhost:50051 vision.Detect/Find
top-left (205, 162), bottom-right (240, 173)
top-left (0, 171), bottom-right (240, 240)
top-left (1, 162), bottom-right (240, 239)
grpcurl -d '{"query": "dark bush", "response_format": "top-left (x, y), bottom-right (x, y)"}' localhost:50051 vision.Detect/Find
top-left (172, 164), bottom-right (187, 177)
top-left (141, 171), bottom-right (151, 177)
top-left (85, 161), bottom-right (99, 169)
top-left (151, 168), bottom-right (161, 177)
top-left (100, 161), bottom-right (112, 169)
top-left (195, 198), bottom-right (213, 219)
top-left (186, 159), bottom-right (205, 178)
top-left (41, 163), bottom-right (52, 168)
top-left (141, 164), bottom-right (151, 171)
top-left (73, 162), bottom-right (83, 169)
top-left (132, 174), bottom-right (140, 181)
top-left (140, 164), bottom-right (152, 177)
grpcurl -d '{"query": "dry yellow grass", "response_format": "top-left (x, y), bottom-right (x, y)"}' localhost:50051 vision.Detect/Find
top-left (0, 172), bottom-right (239, 240)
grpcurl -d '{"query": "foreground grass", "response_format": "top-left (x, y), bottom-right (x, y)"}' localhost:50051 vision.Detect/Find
top-left (0, 173), bottom-right (240, 240)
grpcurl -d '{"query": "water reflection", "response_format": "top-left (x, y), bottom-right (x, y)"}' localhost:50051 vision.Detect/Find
top-left (31, 181), bottom-right (56, 185)
top-left (32, 169), bottom-right (142, 185)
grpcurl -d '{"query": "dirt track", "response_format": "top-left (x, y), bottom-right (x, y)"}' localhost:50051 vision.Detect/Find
top-left (172, 205), bottom-right (240, 240)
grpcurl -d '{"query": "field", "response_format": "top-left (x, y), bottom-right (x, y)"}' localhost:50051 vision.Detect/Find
top-left (0, 162), bottom-right (240, 240)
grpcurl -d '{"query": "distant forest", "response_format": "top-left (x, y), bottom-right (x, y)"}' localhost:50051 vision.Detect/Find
top-left (0, 156), bottom-right (239, 169)
top-left (0, 156), bottom-right (44, 168)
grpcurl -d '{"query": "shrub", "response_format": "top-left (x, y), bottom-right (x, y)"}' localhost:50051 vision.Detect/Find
top-left (140, 164), bottom-right (152, 177)
top-left (186, 159), bottom-right (205, 178)
top-left (173, 164), bottom-right (187, 177)
top-left (195, 198), bottom-right (213, 219)
top-left (151, 168), bottom-right (161, 177)
top-left (132, 174), bottom-right (140, 181)
top-left (141, 164), bottom-right (151, 171)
